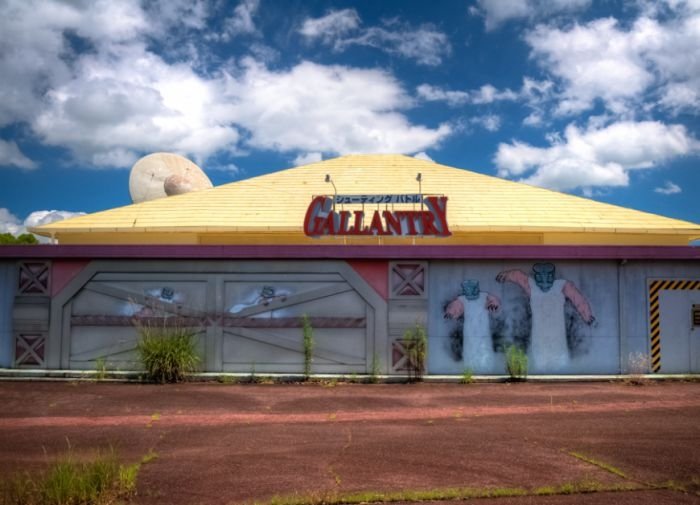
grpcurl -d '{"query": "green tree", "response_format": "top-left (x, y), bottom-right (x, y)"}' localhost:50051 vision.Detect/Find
top-left (0, 233), bottom-right (39, 244)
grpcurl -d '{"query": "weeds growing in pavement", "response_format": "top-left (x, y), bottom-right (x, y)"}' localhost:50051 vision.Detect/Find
top-left (301, 314), bottom-right (314, 380)
top-left (460, 368), bottom-right (474, 384)
top-left (505, 344), bottom-right (528, 381)
top-left (625, 352), bottom-right (651, 385)
top-left (248, 363), bottom-right (260, 384)
top-left (368, 353), bottom-right (380, 384)
top-left (1, 447), bottom-right (140, 505)
top-left (217, 374), bottom-right (237, 384)
top-left (135, 320), bottom-right (200, 384)
top-left (262, 479), bottom-right (646, 505)
top-left (94, 357), bottom-right (107, 381)
top-left (568, 451), bottom-right (627, 479)
top-left (403, 322), bottom-right (428, 382)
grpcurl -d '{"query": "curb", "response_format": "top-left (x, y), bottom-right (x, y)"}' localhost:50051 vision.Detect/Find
top-left (0, 369), bottom-right (698, 383)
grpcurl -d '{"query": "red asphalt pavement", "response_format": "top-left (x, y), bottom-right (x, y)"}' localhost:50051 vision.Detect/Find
top-left (1, 381), bottom-right (699, 504)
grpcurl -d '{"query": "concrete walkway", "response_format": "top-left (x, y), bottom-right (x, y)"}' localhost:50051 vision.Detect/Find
top-left (1, 381), bottom-right (699, 504)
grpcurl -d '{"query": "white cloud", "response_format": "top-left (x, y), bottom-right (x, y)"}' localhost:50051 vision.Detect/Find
top-left (474, 0), bottom-right (590, 30)
top-left (0, 140), bottom-right (37, 170)
top-left (495, 120), bottom-right (699, 191)
top-left (654, 181), bottom-right (682, 194)
top-left (145, 0), bottom-right (210, 31)
top-left (470, 114), bottom-right (502, 132)
top-left (24, 210), bottom-right (86, 229)
top-left (220, 0), bottom-right (260, 40)
top-left (292, 152), bottom-right (323, 166)
top-left (525, 12), bottom-right (700, 115)
top-left (0, 1), bottom-right (450, 168)
top-left (299, 11), bottom-right (451, 66)
top-left (416, 83), bottom-right (517, 107)
top-left (416, 84), bottom-right (470, 107)
top-left (299, 9), bottom-right (360, 42)
top-left (342, 23), bottom-right (451, 66)
top-left (32, 43), bottom-right (240, 167)
top-left (0, 208), bottom-right (22, 235)
top-left (413, 151), bottom-right (434, 161)
top-left (0, 208), bottom-right (86, 240)
top-left (470, 84), bottom-right (518, 104)
top-left (225, 59), bottom-right (452, 155)
top-left (208, 162), bottom-right (241, 175)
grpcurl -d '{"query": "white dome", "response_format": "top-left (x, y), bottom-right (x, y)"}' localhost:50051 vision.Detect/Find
top-left (128, 152), bottom-right (213, 203)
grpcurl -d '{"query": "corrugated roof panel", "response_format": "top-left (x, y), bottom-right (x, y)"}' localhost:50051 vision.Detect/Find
top-left (32, 154), bottom-right (700, 244)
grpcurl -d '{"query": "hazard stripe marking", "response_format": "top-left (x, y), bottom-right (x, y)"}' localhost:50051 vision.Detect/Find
top-left (648, 279), bottom-right (700, 373)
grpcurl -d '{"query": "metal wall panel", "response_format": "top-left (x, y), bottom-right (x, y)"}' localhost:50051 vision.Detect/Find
top-left (621, 261), bottom-right (700, 373)
top-left (0, 262), bottom-right (17, 367)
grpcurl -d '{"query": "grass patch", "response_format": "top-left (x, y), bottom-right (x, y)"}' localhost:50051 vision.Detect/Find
top-left (94, 357), bottom-right (107, 381)
top-left (368, 353), bottom-right (380, 384)
top-left (301, 314), bottom-right (314, 380)
top-left (505, 344), bottom-right (528, 381)
top-left (261, 480), bottom-right (648, 505)
top-left (403, 323), bottom-right (427, 382)
top-left (460, 368), bottom-right (474, 384)
top-left (568, 451), bottom-right (628, 479)
top-left (1, 448), bottom-right (140, 505)
top-left (141, 449), bottom-right (159, 465)
top-left (217, 374), bottom-right (239, 384)
top-left (135, 322), bottom-right (200, 384)
top-left (624, 352), bottom-right (652, 386)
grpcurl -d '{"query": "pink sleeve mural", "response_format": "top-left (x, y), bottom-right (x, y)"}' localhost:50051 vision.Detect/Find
top-left (562, 281), bottom-right (595, 324)
top-left (495, 269), bottom-right (530, 296)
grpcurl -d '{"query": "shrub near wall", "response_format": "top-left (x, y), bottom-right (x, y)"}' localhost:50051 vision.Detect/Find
top-left (135, 322), bottom-right (200, 383)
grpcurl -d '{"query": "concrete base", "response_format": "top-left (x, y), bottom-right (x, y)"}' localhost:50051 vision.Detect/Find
top-left (1, 368), bottom-right (698, 383)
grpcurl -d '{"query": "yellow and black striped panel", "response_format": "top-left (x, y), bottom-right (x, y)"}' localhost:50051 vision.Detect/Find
top-left (648, 279), bottom-right (700, 372)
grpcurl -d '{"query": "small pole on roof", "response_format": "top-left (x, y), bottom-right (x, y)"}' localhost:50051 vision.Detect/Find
top-left (325, 174), bottom-right (337, 211)
top-left (416, 173), bottom-right (423, 211)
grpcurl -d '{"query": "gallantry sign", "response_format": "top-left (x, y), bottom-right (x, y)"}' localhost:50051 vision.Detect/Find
top-left (304, 195), bottom-right (451, 237)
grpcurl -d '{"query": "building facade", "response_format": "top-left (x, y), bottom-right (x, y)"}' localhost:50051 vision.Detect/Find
top-left (2, 155), bottom-right (699, 375)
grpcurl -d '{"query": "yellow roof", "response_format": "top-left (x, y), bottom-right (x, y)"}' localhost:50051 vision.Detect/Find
top-left (32, 154), bottom-right (700, 246)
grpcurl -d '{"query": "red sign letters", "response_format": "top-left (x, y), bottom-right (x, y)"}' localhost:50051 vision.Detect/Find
top-left (304, 196), bottom-right (451, 237)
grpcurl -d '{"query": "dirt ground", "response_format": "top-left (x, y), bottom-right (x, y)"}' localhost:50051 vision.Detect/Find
top-left (1, 381), bottom-right (699, 505)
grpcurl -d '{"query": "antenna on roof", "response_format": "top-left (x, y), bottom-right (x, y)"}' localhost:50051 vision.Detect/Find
top-left (325, 174), bottom-right (337, 210)
top-left (417, 173), bottom-right (423, 211)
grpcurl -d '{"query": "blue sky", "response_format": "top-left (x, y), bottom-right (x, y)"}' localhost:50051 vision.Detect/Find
top-left (1, 0), bottom-right (699, 234)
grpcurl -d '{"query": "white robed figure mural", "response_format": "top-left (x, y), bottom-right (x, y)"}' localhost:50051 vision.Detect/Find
top-left (497, 263), bottom-right (595, 372)
top-left (444, 280), bottom-right (501, 372)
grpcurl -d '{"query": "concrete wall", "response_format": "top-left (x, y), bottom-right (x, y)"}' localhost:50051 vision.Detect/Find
top-left (620, 260), bottom-right (700, 373)
top-left (0, 261), bottom-right (16, 367)
top-left (3, 256), bottom-right (699, 375)
top-left (49, 260), bottom-right (388, 374)
top-left (427, 259), bottom-right (700, 375)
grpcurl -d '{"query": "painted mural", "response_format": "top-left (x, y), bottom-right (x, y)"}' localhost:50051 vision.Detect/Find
top-left (497, 263), bottom-right (596, 370)
top-left (444, 280), bottom-right (501, 372)
top-left (432, 262), bottom-right (606, 374)
top-left (228, 285), bottom-right (292, 316)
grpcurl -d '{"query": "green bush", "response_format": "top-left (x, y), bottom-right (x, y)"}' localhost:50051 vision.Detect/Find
top-left (368, 353), bottom-right (380, 384)
top-left (505, 345), bottom-right (528, 381)
top-left (301, 314), bottom-right (314, 379)
top-left (460, 368), bottom-right (474, 384)
top-left (136, 323), bottom-right (200, 383)
top-left (2, 448), bottom-right (138, 505)
top-left (403, 323), bottom-right (428, 382)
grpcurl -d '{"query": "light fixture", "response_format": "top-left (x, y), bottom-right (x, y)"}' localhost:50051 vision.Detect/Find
top-left (325, 174), bottom-right (337, 210)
